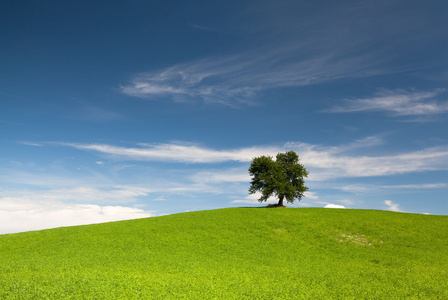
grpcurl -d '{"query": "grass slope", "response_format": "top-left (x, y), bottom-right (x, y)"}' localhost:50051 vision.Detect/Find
top-left (1, 208), bottom-right (447, 299)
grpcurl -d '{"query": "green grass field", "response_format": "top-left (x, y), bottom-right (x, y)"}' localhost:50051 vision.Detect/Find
top-left (1, 207), bottom-right (447, 299)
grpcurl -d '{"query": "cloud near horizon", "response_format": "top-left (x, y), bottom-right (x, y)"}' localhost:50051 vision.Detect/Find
top-left (0, 198), bottom-right (152, 235)
top-left (231, 191), bottom-right (318, 205)
top-left (384, 200), bottom-right (400, 212)
top-left (324, 204), bottom-right (346, 209)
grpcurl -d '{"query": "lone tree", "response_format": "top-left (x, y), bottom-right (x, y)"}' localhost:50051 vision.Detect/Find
top-left (248, 151), bottom-right (309, 207)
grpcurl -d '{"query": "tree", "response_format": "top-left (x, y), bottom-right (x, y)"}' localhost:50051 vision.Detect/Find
top-left (248, 151), bottom-right (309, 207)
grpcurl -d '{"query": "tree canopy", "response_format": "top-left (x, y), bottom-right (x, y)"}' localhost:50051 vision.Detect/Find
top-left (248, 151), bottom-right (308, 207)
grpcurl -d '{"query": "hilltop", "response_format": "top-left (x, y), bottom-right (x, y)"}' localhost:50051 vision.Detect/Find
top-left (1, 208), bottom-right (447, 299)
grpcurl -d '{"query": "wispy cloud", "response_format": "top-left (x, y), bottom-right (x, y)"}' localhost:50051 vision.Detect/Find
top-left (74, 105), bottom-right (126, 122)
top-left (191, 169), bottom-right (250, 183)
top-left (382, 183), bottom-right (447, 189)
top-left (338, 183), bottom-right (447, 194)
top-left (300, 145), bottom-right (448, 180)
top-left (60, 136), bottom-right (381, 164)
top-left (57, 138), bottom-right (448, 180)
top-left (62, 142), bottom-right (279, 163)
top-left (326, 89), bottom-right (448, 116)
top-left (120, 51), bottom-right (386, 106)
top-left (119, 0), bottom-right (445, 106)
top-left (17, 141), bottom-right (44, 147)
top-left (304, 191), bottom-right (319, 200)
top-left (231, 192), bottom-right (281, 205)
top-left (0, 186), bottom-right (153, 204)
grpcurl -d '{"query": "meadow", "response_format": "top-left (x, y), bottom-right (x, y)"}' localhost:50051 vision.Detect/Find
top-left (0, 207), bottom-right (447, 299)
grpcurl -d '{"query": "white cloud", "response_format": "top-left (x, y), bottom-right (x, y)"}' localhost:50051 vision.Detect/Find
top-left (326, 89), bottom-right (448, 116)
top-left (0, 198), bottom-right (152, 235)
top-left (335, 136), bottom-right (385, 151)
top-left (299, 145), bottom-right (448, 180)
top-left (384, 200), bottom-right (400, 212)
top-left (191, 169), bottom-right (250, 183)
top-left (119, 45), bottom-right (389, 106)
top-left (339, 183), bottom-right (447, 194)
top-left (382, 183), bottom-right (447, 189)
top-left (338, 184), bottom-right (373, 193)
top-left (118, 0), bottom-right (444, 107)
top-left (231, 191), bottom-right (312, 206)
top-left (304, 191), bottom-right (319, 200)
top-left (58, 139), bottom-right (448, 181)
top-left (338, 199), bottom-right (354, 206)
top-left (114, 0), bottom-right (448, 108)
top-left (1, 186), bottom-right (152, 204)
top-left (17, 141), bottom-right (43, 147)
top-left (231, 192), bottom-right (278, 205)
top-left (75, 105), bottom-right (126, 122)
top-left (324, 204), bottom-right (346, 209)
top-left (63, 142), bottom-right (279, 163)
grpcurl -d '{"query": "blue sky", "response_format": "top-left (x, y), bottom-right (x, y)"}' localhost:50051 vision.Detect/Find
top-left (1, 0), bottom-right (447, 234)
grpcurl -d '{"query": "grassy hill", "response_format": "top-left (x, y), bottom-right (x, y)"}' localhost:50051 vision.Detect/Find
top-left (1, 207), bottom-right (447, 299)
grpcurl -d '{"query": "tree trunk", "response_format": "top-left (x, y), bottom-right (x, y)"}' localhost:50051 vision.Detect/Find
top-left (278, 196), bottom-right (284, 207)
